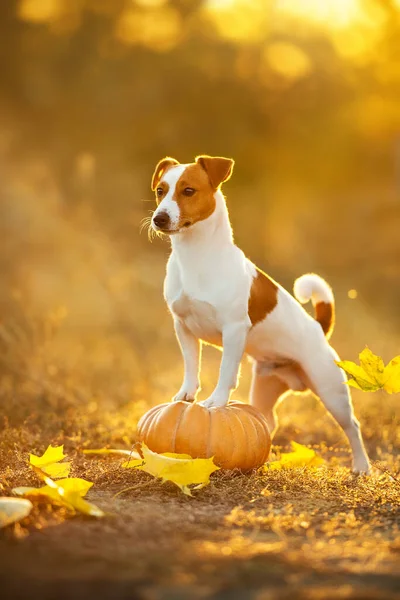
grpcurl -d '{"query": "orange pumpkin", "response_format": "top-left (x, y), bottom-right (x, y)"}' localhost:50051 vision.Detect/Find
top-left (136, 401), bottom-right (271, 470)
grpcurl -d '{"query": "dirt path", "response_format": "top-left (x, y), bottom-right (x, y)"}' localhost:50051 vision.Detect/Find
top-left (1, 459), bottom-right (400, 600)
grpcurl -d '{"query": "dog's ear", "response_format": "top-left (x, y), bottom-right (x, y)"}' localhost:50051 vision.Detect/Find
top-left (151, 157), bottom-right (179, 191)
top-left (196, 155), bottom-right (234, 189)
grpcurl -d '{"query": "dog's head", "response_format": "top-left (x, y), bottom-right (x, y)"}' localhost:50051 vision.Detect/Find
top-left (150, 155), bottom-right (234, 235)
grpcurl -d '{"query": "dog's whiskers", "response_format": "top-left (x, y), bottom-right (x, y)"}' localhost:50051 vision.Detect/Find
top-left (139, 213), bottom-right (158, 243)
top-left (140, 216), bottom-right (152, 234)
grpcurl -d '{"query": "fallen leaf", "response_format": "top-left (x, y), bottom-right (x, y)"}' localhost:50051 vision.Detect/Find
top-left (162, 452), bottom-right (193, 460)
top-left (266, 442), bottom-right (324, 470)
top-left (29, 445), bottom-right (71, 478)
top-left (123, 444), bottom-right (220, 496)
top-left (12, 487), bottom-right (38, 497)
top-left (336, 348), bottom-right (400, 394)
top-left (62, 492), bottom-right (105, 518)
top-left (39, 462), bottom-right (72, 478)
top-left (12, 477), bottom-right (103, 518)
top-left (0, 497), bottom-right (33, 528)
top-left (29, 444), bottom-right (65, 465)
top-left (41, 476), bottom-right (103, 517)
top-left (13, 478), bottom-right (92, 500)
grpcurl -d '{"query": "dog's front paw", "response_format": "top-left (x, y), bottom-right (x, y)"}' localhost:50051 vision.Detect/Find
top-left (200, 394), bottom-right (228, 409)
top-left (172, 384), bottom-right (199, 403)
top-left (352, 459), bottom-right (371, 476)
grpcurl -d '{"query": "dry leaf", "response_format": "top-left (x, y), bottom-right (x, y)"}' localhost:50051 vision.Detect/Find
top-left (12, 486), bottom-right (40, 497)
top-left (0, 497), bottom-right (33, 528)
top-left (13, 477), bottom-right (104, 518)
top-left (122, 444), bottom-right (220, 496)
top-left (383, 356), bottom-right (400, 394)
top-left (13, 477), bottom-right (92, 500)
top-left (29, 445), bottom-right (71, 478)
top-left (336, 348), bottom-right (400, 394)
top-left (266, 442), bottom-right (324, 470)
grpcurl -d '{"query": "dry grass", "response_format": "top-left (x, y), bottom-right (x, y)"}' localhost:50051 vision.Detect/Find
top-left (0, 166), bottom-right (399, 599)
top-left (0, 339), bottom-right (399, 600)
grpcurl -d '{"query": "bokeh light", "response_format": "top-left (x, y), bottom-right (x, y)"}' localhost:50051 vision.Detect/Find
top-left (0, 0), bottom-right (398, 404)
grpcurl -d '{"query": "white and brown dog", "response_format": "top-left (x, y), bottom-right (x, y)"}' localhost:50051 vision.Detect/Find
top-left (150, 154), bottom-right (370, 473)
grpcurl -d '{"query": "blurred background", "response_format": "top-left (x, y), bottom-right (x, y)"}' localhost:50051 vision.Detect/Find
top-left (0, 0), bottom-right (399, 444)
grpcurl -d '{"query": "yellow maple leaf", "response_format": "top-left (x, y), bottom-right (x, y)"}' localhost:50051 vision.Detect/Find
top-left (265, 442), bottom-right (324, 470)
top-left (29, 445), bottom-right (71, 478)
top-left (358, 348), bottom-right (386, 386)
top-left (384, 356), bottom-right (400, 394)
top-left (42, 476), bottom-right (104, 517)
top-left (336, 348), bottom-right (400, 394)
top-left (12, 487), bottom-right (39, 497)
top-left (0, 498), bottom-right (33, 528)
top-left (13, 477), bottom-right (92, 500)
top-left (122, 444), bottom-right (220, 496)
top-left (29, 444), bottom-right (65, 464)
top-left (13, 477), bottom-right (104, 518)
top-left (40, 462), bottom-right (72, 478)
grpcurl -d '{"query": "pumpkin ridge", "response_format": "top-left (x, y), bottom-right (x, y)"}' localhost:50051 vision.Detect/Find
top-left (222, 408), bottom-right (235, 458)
top-left (139, 404), bottom-right (164, 440)
top-left (218, 408), bottom-right (234, 467)
top-left (137, 400), bottom-right (271, 471)
top-left (186, 403), bottom-right (197, 457)
top-left (138, 403), bottom-right (162, 431)
top-left (204, 407), bottom-right (211, 458)
top-left (231, 402), bottom-right (254, 471)
top-left (227, 407), bottom-right (246, 467)
top-left (236, 408), bottom-right (258, 470)
top-left (171, 402), bottom-right (187, 453)
top-left (145, 405), bottom-right (167, 450)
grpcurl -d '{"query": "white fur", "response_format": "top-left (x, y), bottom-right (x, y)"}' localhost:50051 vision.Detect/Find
top-left (152, 164), bottom-right (188, 230)
top-left (159, 177), bottom-right (370, 474)
top-left (294, 273), bottom-right (334, 305)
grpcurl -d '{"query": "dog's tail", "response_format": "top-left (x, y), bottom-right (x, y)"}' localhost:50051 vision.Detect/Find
top-left (293, 273), bottom-right (335, 339)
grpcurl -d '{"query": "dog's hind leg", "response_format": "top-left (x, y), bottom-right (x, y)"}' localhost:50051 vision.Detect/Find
top-left (249, 362), bottom-right (291, 438)
top-left (299, 336), bottom-right (370, 474)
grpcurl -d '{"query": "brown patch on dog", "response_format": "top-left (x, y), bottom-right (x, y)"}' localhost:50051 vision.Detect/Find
top-left (154, 180), bottom-right (170, 206)
top-left (173, 163), bottom-right (217, 228)
top-left (315, 301), bottom-right (334, 338)
top-left (196, 155), bottom-right (234, 189)
top-left (248, 268), bottom-right (278, 326)
top-left (151, 157), bottom-right (179, 191)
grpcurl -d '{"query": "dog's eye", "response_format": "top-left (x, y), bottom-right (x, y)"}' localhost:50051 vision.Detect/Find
top-left (156, 187), bottom-right (163, 197)
top-left (183, 187), bottom-right (195, 197)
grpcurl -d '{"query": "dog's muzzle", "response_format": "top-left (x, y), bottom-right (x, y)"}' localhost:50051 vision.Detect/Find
top-left (152, 211), bottom-right (170, 231)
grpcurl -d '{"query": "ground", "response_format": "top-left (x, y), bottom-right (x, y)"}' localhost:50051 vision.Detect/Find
top-left (1, 379), bottom-right (399, 600)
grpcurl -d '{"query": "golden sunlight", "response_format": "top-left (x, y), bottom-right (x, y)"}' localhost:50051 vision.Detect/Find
top-left (204, 0), bottom-right (270, 43)
top-left (135, 0), bottom-right (168, 7)
top-left (205, 0), bottom-right (374, 48)
top-left (207, 0), bottom-right (362, 30)
top-left (115, 6), bottom-right (182, 51)
top-left (206, 0), bottom-right (237, 8)
top-left (277, 0), bottom-right (361, 29)
top-left (18, 0), bottom-right (64, 23)
top-left (264, 42), bottom-right (312, 80)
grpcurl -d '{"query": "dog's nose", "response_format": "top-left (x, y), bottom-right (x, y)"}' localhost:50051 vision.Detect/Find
top-left (153, 212), bottom-right (170, 229)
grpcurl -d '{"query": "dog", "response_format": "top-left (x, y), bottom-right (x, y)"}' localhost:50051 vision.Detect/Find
top-left (149, 154), bottom-right (370, 474)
